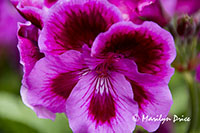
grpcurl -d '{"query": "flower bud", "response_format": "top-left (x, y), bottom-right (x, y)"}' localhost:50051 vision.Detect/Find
top-left (177, 15), bottom-right (196, 37)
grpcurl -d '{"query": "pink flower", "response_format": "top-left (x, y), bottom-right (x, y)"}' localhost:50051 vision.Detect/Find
top-left (15, 0), bottom-right (176, 132)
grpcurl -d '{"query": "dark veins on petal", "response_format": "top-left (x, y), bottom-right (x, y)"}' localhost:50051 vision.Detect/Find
top-left (88, 77), bottom-right (116, 125)
top-left (48, 2), bottom-right (118, 52)
top-left (102, 31), bottom-right (164, 74)
top-left (127, 78), bottom-right (153, 110)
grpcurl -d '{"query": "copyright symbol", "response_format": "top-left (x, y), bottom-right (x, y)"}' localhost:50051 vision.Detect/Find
top-left (132, 114), bottom-right (140, 122)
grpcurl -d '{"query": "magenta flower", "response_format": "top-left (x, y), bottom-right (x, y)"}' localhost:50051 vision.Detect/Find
top-left (108, 0), bottom-right (176, 26)
top-left (16, 0), bottom-right (176, 132)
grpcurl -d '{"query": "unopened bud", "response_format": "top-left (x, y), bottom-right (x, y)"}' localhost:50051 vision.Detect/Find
top-left (177, 15), bottom-right (196, 37)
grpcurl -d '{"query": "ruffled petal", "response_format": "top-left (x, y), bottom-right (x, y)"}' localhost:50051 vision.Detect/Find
top-left (25, 50), bottom-right (86, 115)
top-left (108, 0), bottom-right (172, 26)
top-left (17, 22), bottom-right (44, 85)
top-left (16, 6), bottom-right (44, 29)
top-left (11, 0), bottom-right (45, 9)
top-left (130, 81), bottom-right (173, 132)
top-left (39, 0), bottom-right (123, 55)
top-left (133, 0), bottom-right (171, 26)
top-left (18, 22), bottom-right (54, 119)
top-left (107, 0), bottom-right (138, 20)
top-left (160, 0), bottom-right (176, 17)
top-left (10, 0), bottom-right (56, 29)
top-left (114, 59), bottom-right (173, 132)
top-left (20, 86), bottom-right (56, 120)
top-left (66, 71), bottom-right (138, 133)
top-left (92, 21), bottom-right (176, 80)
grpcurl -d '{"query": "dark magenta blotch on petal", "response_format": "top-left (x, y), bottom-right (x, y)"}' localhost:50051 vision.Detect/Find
top-left (44, 0), bottom-right (58, 7)
top-left (39, 0), bottom-right (123, 55)
top-left (92, 21), bottom-right (176, 76)
top-left (89, 90), bottom-right (116, 125)
top-left (11, 0), bottom-right (45, 29)
top-left (26, 50), bottom-right (86, 113)
top-left (65, 72), bottom-right (138, 132)
top-left (127, 78), bottom-right (152, 110)
top-left (51, 71), bottom-right (82, 99)
top-left (18, 8), bottom-right (43, 29)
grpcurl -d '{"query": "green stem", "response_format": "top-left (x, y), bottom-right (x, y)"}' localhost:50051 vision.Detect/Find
top-left (183, 72), bottom-right (199, 132)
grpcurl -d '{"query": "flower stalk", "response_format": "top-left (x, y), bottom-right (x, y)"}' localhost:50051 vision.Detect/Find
top-left (183, 71), bottom-right (199, 132)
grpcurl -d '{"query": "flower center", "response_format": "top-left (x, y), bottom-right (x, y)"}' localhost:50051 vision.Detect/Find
top-left (95, 61), bottom-right (114, 77)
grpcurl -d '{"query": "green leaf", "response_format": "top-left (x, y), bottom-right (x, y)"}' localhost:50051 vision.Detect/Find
top-left (0, 92), bottom-right (72, 133)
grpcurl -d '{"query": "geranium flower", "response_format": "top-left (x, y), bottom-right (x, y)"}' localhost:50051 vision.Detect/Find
top-left (15, 0), bottom-right (176, 132)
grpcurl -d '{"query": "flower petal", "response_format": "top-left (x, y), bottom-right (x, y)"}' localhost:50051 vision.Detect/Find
top-left (114, 59), bottom-right (173, 132)
top-left (25, 50), bottom-right (86, 115)
top-left (107, 0), bottom-right (138, 20)
top-left (20, 86), bottom-right (56, 120)
top-left (66, 71), bottom-right (138, 133)
top-left (39, 0), bottom-right (123, 55)
top-left (175, 0), bottom-right (200, 15)
top-left (10, 0), bottom-right (53, 29)
top-left (134, 0), bottom-right (171, 26)
top-left (17, 22), bottom-right (44, 84)
top-left (131, 82), bottom-right (173, 132)
top-left (108, 0), bottom-right (172, 26)
top-left (17, 6), bottom-right (44, 29)
top-left (44, 0), bottom-right (58, 7)
top-left (92, 21), bottom-right (176, 79)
